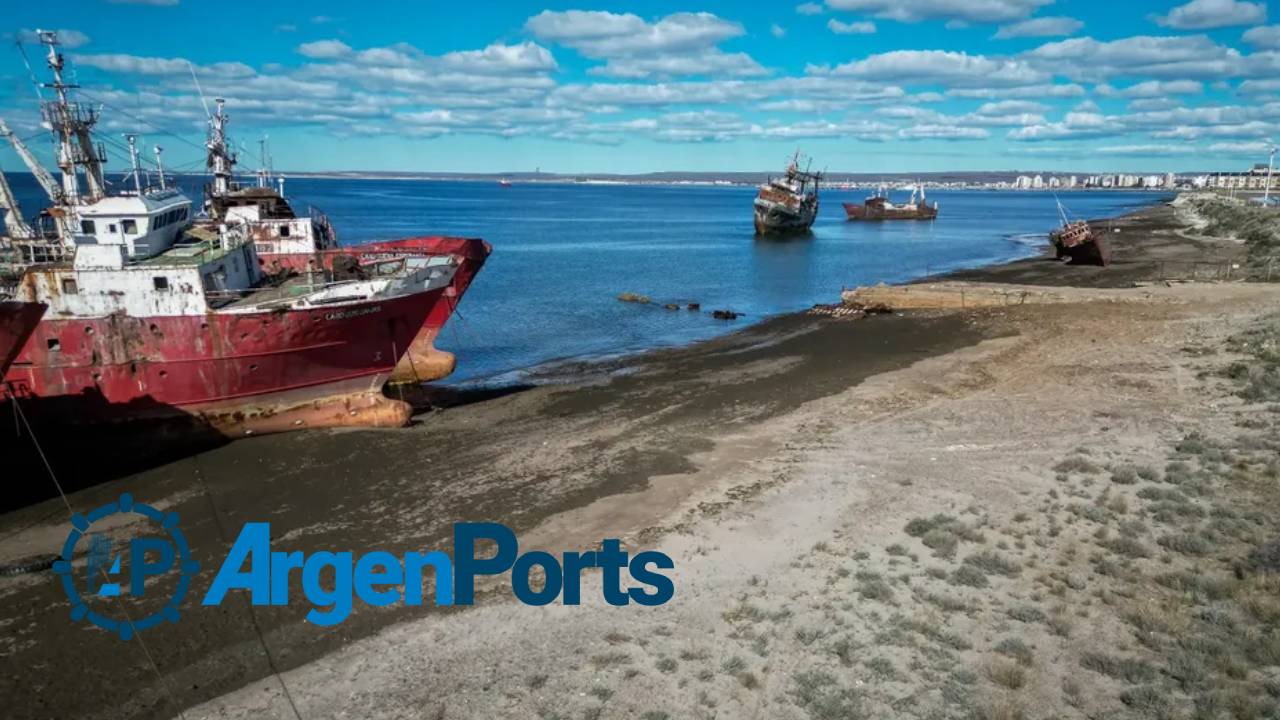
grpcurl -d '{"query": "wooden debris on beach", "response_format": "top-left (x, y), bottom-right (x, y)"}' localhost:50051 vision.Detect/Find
top-left (808, 304), bottom-right (864, 319)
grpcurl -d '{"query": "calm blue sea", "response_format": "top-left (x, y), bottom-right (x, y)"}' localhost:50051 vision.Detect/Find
top-left (5, 174), bottom-right (1166, 384)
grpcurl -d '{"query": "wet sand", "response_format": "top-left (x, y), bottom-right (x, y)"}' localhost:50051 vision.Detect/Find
top-left (0, 196), bottom-right (1260, 719)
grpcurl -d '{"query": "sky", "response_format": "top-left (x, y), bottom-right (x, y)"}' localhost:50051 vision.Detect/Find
top-left (0, 0), bottom-right (1279, 175)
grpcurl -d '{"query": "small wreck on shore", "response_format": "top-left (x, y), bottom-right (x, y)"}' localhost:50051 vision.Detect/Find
top-left (1050, 200), bottom-right (1111, 266)
top-left (753, 152), bottom-right (822, 236)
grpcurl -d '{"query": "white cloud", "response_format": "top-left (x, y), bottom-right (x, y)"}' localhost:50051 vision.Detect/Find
top-left (822, 50), bottom-right (1047, 87)
top-left (1007, 111), bottom-right (1122, 140)
top-left (898, 124), bottom-right (989, 139)
top-left (1208, 140), bottom-right (1275, 153)
top-left (1155, 0), bottom-right (1266, 30)
top-left (1239, 78), bottom-right (1280, 94)
top-left (1025, 35), bottom-right (1258, 81)
top-left (1095, 80), bottom-right (1205, 98)
top-left (993, 16), bottom-right (1083, 39)
top-left (440, 42), bottom-right (558, 75)
top-left (947, 83), bottom-right (1086, 99)
top-left (526, 11), bottom-right (743, 57)
top-left (1152, 121), bottom-right (1276, 139)
top-left (588, 52), bottom-right (766, 79)
top-left (1127, 98), bottom-right (1180, 111)
top-left (1243, 25), bottom-right (1280, 49)
top-left (796, 2), bottom-right (824, 14)
top-left (771, 23), bottom-right (787, 38)
top-left (1095, 144), bottom-right (1196, 155)
top-left (523, 11), bottom-right (764, 80)
top-left (16, 28), bottom-right (91, 49)
top-left (824, 0), bottom-right (1051, 23)
top-left (828, 19), bottom-right (877, 34)
top-left (974, 100), bottom-right (1049, 115)
top-left (297, 40), bottom-right (352, 60)
top-left (74, 53), bottom-right (255, 79)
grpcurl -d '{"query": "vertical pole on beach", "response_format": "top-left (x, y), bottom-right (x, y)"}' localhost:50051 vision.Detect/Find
top-left (1265, 147), bottom-right (1275, 205)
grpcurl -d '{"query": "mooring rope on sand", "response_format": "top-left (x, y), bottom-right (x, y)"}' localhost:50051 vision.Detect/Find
top-left (10, 397), bottom-right (193, 720)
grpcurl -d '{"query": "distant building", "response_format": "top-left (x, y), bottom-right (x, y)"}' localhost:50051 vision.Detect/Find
top-left (1068, 175), bottom-right (1078, 188)
top-left (1032, 174), bottom-right (1044, 189)
top-left (1014, 175), bottom-right (1032, 189)
top-left (1048, 176), bottom-right (1061, 188)
top-left (1206, 163), bottom-right (1278, 190)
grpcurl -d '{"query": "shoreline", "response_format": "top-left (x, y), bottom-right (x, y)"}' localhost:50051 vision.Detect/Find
top-left (0, 195), bottom-right (1268, 719)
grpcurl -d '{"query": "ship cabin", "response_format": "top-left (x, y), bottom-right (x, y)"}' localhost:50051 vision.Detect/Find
top-left (8, 188), bottom-right (270, 318)
top-left (207, 186), bottom-right (336, 256)
top-left (69, 188), bottom-right (192, 261)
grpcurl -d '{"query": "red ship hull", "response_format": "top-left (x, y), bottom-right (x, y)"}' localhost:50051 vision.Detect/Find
top-left (3, 289), bottom-right (444, 436)
top-left (257, 236), bottom-right (491, 383)
top-left (0, 301), bottom-right (46, 379)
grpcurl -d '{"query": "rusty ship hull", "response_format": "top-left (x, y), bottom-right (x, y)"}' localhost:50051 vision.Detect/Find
top-left (843, 199), bottom-right (938, 221)
top-left (256, 236), bottom-right (491, 383)
top-left (1050, 220), bottom-right (1111, 266)
top-left (4, 288), bottom-right (444, 436)
top-left (753, 199), bottom-right (818, 235)
top-left (0, 301), bottom-right (45, 378)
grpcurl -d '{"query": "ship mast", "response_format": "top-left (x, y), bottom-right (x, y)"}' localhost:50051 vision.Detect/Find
top-left (38, 30), bottom-right (107, 205)
top-left (206, 98), bottom-right (236, 198)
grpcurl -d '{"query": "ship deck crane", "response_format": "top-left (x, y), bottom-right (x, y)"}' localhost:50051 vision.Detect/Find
top-left (0, 159), bottom-right (35, 238)
top-left (0, 118), bottom-right (61, 203)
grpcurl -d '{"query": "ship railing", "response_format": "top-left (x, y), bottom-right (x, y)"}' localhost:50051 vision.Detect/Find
top-left (204, 275), bottom-right (391, 308)
top-left (3, 238), bottom-right (73, 266)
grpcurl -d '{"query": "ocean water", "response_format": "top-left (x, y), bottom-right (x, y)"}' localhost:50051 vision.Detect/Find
top-left (5, 174), bottom-right (1166, 384)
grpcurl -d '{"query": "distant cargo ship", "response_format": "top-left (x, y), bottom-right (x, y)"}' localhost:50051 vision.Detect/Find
top-left (753, 153), bottom-right (822, 236)
top-left (844, 186), bottom-right (938, 221)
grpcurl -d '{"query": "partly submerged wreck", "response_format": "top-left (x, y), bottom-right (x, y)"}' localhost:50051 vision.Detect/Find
top-left (753, 153), bottom-right (822, 236)
top-left (844, 186), bottom-right (938, 221)
top-left (1049, 200), bottom-right (1111, 266)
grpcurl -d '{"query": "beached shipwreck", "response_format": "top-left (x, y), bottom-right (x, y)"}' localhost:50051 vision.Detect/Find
top-left (1050, 201), bottom-right (1111, 266)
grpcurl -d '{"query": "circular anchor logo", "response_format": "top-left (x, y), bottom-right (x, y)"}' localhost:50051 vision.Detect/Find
top-left (54, 493), bottom-right (199, 640)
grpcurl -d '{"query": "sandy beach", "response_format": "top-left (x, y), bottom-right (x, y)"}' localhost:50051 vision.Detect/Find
top-left (3, 198), bottom-right (1279, 719)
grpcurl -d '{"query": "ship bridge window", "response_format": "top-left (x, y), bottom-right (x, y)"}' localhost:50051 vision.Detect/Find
top-left (122, 219), bottom-right (137, 234)
top-left (153, 276), bottom-right (170, 291)
top-left (279, 224), bottom-right (290, 237)
top-left (80, 220), bottom-right (96, 235)
top-left (61, 278), bottom-right (78, 295)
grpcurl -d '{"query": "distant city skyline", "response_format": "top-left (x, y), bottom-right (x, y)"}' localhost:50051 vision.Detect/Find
top-left (1, 1), bottom-right (1279, 175)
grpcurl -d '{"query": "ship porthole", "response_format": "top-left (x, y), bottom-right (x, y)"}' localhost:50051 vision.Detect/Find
top-left (249, 364), bottom-right (258, 372)
top-left (84, 326), bottom-right (94, 335)
top-left (158, 370), bottom-right (168, 378)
